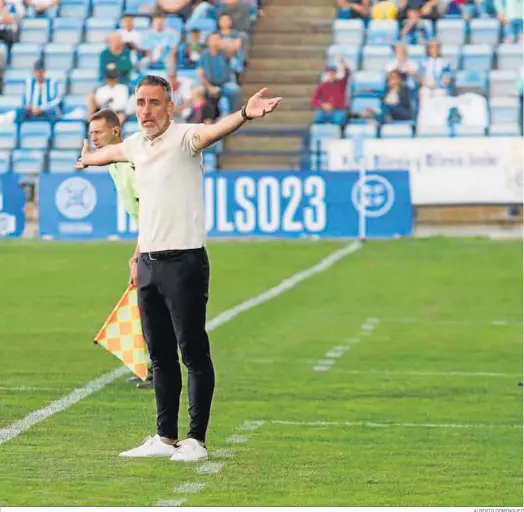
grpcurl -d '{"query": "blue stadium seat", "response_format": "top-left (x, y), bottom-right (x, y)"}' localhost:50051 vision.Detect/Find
top-left (0, 124), bottom-right (18, 150)
top-left (469, 18), bottom-right (500, 45)
top-left (85, 18), bottom-right (117, 44)
top-left (436, 18), bottom-right (466, 45)
top-left (165, 16), bottom-right (185, 33)
top-left (333, 19), bottom-right (365, 46)
top-left (26, 4), bottom-right (58, 18)
top-left (76, 43), bottom-right (105, 70)
top-left (351, 97), bottom-right (381, 118)
top-left (367, 20), bottom-right (399, 45)
top-left (406, 45), bottom-right (426, 69)
top-left (454, 70), bottom-right (487, 96)
top-left (59, 0), bottom-right (89, 18)
top-left (11, 149), bottom-right (45, 175)
top-left (2, 70), bottom-right (30, 96)
top-left (309, 124), bottom-right (340, 152)
top-left (20, 18), bottom-right (50, 44)
top-left (53, 121), bottom-right (86, 150)
top-left (310, 153), bottom-right (328, 171)
top-left (380, 122), bottom-right (414, 138)
top-left (361, 45), bottom-right (393, 72)
top-left (185, 17), bottom-right (215, 37)
top-left (352, 71), bottom-right (386, 98)
top-left (453, 125), bottom-right (486, 137)
top-left (9, 43), bottom-right (42, 69)
top-left (43, 44), bottom-right (75, 71)
top-left (203, 153), bottom-right (217, 172)
top-left (48, 150), bottom-right (79, 172)
top-left (62, 95), bottom-right (88, 120)
top-left (489, 70), bottom-right (518, 97)
top-left (462, 44), bottom-right (493, 72)
top-left (0, 152), bottom-right (11, 173)
top-left (0, 95), bottom-right (23, 114)
top-left (177, 69), bottom-right (198, 82)
top-left (124, 0), bottom-right (156, 14)
top-left (489, 97), bottom-right (520, 124)
top-left (46, 70), bottom-right (68, 92)
top-left (344, 123), bottom-right (378, 139)
top-left (496, 44), bottom-right (523, 70)
top-left (19, 121), bottom-right (52, 150)
top-left (123, 121), bottom-right (139, 137)
top-left (441, 44), bottom-right (461, 71)
top-left (488, 123), bottom-right (521, 136)
top-left (327, 44), bottom-right (361, 71)
top-left (52, 18), bottom-right (84, 45)
top-left (119, 16), bottom-right (150, 31)
top-left (68, 69), bottom-right (98, 95)
top-left (62, 94), bottom-right (87, 111)
top-left (92, 0), bottom-right (124, 18)
top-left (416, 125), bottom-right (450, 137)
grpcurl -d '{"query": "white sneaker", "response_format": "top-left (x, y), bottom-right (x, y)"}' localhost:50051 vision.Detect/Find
top-left (170, 438), bottom-right (208, 462)
top-left (119, 434), bottom-right (177, 458)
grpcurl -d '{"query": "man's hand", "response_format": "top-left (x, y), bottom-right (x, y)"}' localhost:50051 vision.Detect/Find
top-left (75, 139), bottom-right (89, 168)
top-left (322, 103), bottom-right (333, 112)
top-left (32, 106), bottom-right (42, 115)
top-left (129, 255), bottom-right (138, 287)
top-left (245, 88), bottom-right (282, 119)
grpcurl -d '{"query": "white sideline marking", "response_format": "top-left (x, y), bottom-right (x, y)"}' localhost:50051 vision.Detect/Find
top-left (381, 317), bottom-right (522, 327)
top-left (213, 449), bottom-right (234, 458)
top-left (226, 434), bottom-right (249, 444)
top-left (174, 483), bottom-right (206, 494)
top-left (313, 365), bottom-right (332, 372)
top-left (341, 369), bottom-right (520, 378)
top-left (155, 499), bottom-right (187, 507)
top-left (0, 386), bottom-right (60, 392)
top-left (238, 420), bottom-right (265, 431)
top-left (0, 242), bottom-right (361, 446)
top-left (271, 420), bottom-right (522, 429)
top-left (196, 462), bottom-right (225, 475)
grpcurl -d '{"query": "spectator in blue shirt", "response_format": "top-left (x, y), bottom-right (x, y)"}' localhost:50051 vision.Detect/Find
top-left (217, 13), bottom-right (244, 73)
top-left (198, 32), bottom-right (240, 111)
top-left (494, 0), bottom-right (523, 42)
top-left (139, 14), bottom-right (180, 75)
top-left (22, 60), bottom-right (62, 121)
top-left (336, 0), bottom-right (370, 20)
top-left (418, 39), bottom-right (452, 98)
top-left (400, 7), bottom-right (430, 44)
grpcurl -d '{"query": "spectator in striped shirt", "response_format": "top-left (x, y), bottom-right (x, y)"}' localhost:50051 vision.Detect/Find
top-left (22, 60), bottom-right (63, 121)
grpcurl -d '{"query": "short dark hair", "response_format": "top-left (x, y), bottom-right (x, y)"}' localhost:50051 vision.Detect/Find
top-left (135, 74), bottom-right (172, 101)
top-left (90, 108), bottom-right (121, 128)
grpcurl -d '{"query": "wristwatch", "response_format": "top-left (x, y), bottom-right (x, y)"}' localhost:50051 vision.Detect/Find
top-left (241, 105), bottom-right (254, 121)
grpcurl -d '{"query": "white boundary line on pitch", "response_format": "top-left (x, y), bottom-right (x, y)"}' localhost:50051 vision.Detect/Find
top-left (270, 420), bottom-right (523, 429)
top-left (0, 242), bottom-right (361, 446)
top-left (340, 369), bottom-right (521, 378)
top-left (380, 317), bottom-right (523, 327)
top-left (312, 317), bottom-right (380, 373)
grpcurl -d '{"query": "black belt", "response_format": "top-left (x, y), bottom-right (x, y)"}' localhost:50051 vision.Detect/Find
top-left (141, 248), bottom-right (204, 261)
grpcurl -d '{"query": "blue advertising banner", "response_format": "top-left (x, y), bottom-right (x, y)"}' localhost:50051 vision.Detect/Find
top-left (38, 170), bottom-right (413, 240)
top-left (0, 173), bottom-right (26, 238)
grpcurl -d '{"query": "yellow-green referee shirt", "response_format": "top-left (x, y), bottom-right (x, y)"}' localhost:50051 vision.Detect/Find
top-left (109, 162), bottom-right (139, 223)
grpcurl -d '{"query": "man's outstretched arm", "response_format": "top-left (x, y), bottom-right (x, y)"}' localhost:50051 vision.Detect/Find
top-left (77, 139), bottom-right (129, 168)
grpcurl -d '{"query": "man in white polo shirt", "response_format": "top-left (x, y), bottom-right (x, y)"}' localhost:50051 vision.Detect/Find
top-left (78, 74), bottom-right (281, 462)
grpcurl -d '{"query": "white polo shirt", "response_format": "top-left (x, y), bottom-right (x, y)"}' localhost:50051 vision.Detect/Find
top-left (121, 121), bottom-right (206, 252)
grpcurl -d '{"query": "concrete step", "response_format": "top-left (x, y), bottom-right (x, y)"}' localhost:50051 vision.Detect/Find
top-left (242, 83), bottom-right (316, 99)
top-left (263, 5), bottom-right (335, 18)
top-left (237, 123), bottom-right (307, 135)
top-left (254, 19), bottom-right (332, 34)
top-left (251, 110), bottom-right (313, 125)
top-left (241, 96), bottom-right (312, 111)
top-left (247, 58), bottom-right (325, 71)
top-left (220, 154), bottom-right (302, 170)
top-left (417, 205), bottom-right (522, 223)
top-left (243, 69), bottom-right (320, 84)
top-left (226, 135), bottom-right (304, 152)
top-left (250, 45), bottom-right (328, 59)
top-left (252, 32), bottom-right (332, 45)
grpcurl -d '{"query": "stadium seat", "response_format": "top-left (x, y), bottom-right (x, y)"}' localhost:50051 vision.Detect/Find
top-left (68, 69), bottom-right (98, 95)
top-left (416, 125), bottom-right (450, 137)
top-left (9, 43), bottom-right (42, 69)
top-left (453, 125), bottom-right (486, 137)
top-left (92, 0), bottom-right (124, 18)
top-left (48, 149), bottom-right (79, 172)
top-left (380, 122), bottom-right (414, 138)
top-left (19, 122), bottom-right (52, 150)
top-left (62, 94), bottom-right (87, 112)
top-left (406, 45), bottom-right (426, 68)
top-left (76, 43), bottom-right (105, 70)
top-left (309, 124), bottom-right (340, 152)
top-left (19, 18), bottom-right (50, 44)
top-left (43, 44), bottom-right (75, 71)
top-left (120, 16), bottom-right (150, 32)
top-left (361, 45), bottom-right (393, 72)
top-left (85, 18), bottom-right (117, 44)
top-left (52, 18), bottom-right (84, 45)
top-left (344, 123), bottom-right (378, 139)
top-left (462, 45), bottom-right (493, 72)
top-left (0, 95), bottom-right (23, 114)
top-left (59, 0), bottom-right (89, 18)
top-left (436, 18), bottom-right (466, 45)
top-left (0, 152), bottom-right (11, 173)
top-left (203, 153), bottom-right (217, 172)
top-left (352, 71), bottom-right (386, 98)
top-left (53, 121), bottom-right (86, 149)
top-left (46, 70), bottom-right (68, 92)
top-left (496, 44), bottom-right (523, 70)
top-left (367, 20), bottom-right (399, 45)
top-left (489, 97), bottom-right (520, 124)
top-left (124, 0), bottom-right (156, 15)
top-left (333, 19), bottom-right (365, 46)
top-left (488, 123), bottom-right (522, 136)
top-left (469, 18), bottom-right (500, 45)
top-left (454, 70), bottom-right (488, 96)
top-left (2, 70), bottom-right (30, 96)
top-left (164, 16), bottom-right (184, 33)
top-left (310, 152), bottom-right (328, 171)
top-left (489, 70), bottom-right (518, 97)
top-left (350, 97), bottom-right (381, 118)
top-left (11, 149), bottom-right (45, 175)
top-left (0, 124), bottom-right (18, 150)
top-left (123, 121), bottom-right (139, 138)
top-left (441, 44), bottom-right (461, 70)
top-left (327, 44), bottom-right (360, 71)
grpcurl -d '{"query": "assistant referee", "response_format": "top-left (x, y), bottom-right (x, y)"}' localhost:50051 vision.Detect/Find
top-left (79, 75), bottom-right (281, 462)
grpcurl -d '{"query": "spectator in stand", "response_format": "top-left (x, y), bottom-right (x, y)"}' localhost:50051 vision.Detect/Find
top-left (310, 55), bottom-right (350, 125)
top-left (400, 7), bottom-right (430, 43)
top-left (418, 39), bottom-right (452, 98)
top-left (187, 0), bottom-right (216, 22)
top-left (397, 0), bottom-right (439, 22)
top-left (198, 32), bottom-right (240, 111)
top-left (169, 72), bottom-right (193, 120)
top-left (335, 0), bottom-right (370, 20)
top-left (386, 43), bottom-right (419, 88)
top-left (494, 0), bottom-right (523, 42)
top-left (118, 15), bottom-right (143, 54)
top-left (100, 33), bottom-right (134, 84)
top-left (371, 0), bottom-right (398, 19)
top-left (381, 70), bottom-right (413, 122)
top-left (187, 84), bottom-right (216, 123)
top-left (217, 13), bottom-right (244, 73)
top-left (87, 69), bottom-right (130, 124)
top-left (0, 0), bottom-right (19, 50)
top-left (22, 60), bottom-right (63, 121)
top-left (139, 13), bottom-right (180, 74)
top-left (181, 28), bottom-right (204, 68)
top-left (217, 0), bottom-right (252, 34)
top-left (458, 0), bottom-right (496, 19)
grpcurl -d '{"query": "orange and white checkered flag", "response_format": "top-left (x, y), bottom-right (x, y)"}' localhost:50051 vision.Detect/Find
top-left (94, 285), bottom-right (149, 381)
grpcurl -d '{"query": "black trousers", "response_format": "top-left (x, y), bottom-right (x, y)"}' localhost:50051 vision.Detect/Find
top-left (137, 247), bottom-right (215, 443)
